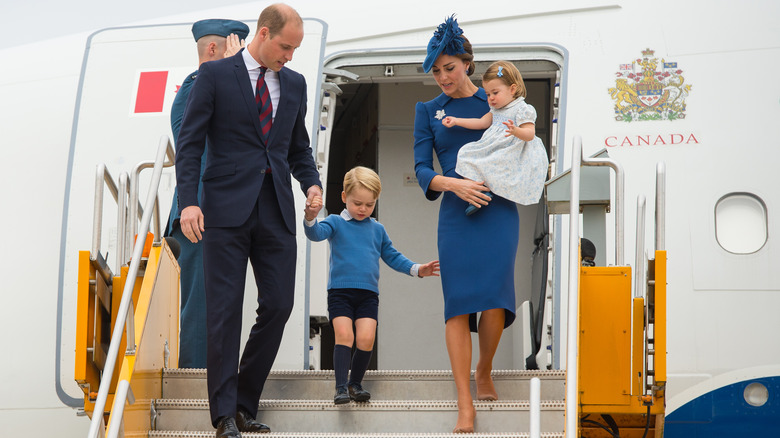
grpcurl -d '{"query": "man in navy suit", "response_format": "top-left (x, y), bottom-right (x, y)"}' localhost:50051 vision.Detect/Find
top-left (175, 4), bottom-right (323, 437)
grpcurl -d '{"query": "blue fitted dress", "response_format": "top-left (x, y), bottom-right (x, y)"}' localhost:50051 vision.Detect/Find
top-left (413, 89), bottom-right (518, 330)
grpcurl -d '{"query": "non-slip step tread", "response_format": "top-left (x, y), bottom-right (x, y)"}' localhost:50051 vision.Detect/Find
top-left (149, 432), bottom-right (565, 438)
top-left (163, 369), bottom-right (566, 380)
top-left (161, 369), bottom-right (567, 403)
top-left (148, 433), bottom-right (565, 438)
top-left (153, 399), bottom-right (565, 433)
top-left (155, 399), bottom-right (566, 410)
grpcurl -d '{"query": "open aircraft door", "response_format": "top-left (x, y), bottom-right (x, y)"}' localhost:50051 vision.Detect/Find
top-left (305, 66), bottom-right (362, 369)
top-left (62, 18), bottom-right (330, 406)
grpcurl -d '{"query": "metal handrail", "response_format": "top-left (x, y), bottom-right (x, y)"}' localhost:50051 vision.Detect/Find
top-left (581, 151), bottom-right (625, 266)
top-left (563, 136), bottom-right (626, 436)
top-left (105, 379), bottom-right (134, 438)
top-left (125, 140), bottom-right (175, 265)
top-left (87, 136), bottom-right (173, 438)
top-left (655, 162), bottom-right (666, 251)
top-left (564, 135), bottom-right (582, 437)
top-left (116, 172), bottom-right (129, 275)
top-left (530, 376), bottom-right (541, 438)
top-left (91, 164), bottom-right (119, 259)
top-left (634, 195), bottom-right (646, 299)
top-left (635, 194), bottom-right (649, 400)
top-left (91, 163), bottom-right (157, 275)
top-left (647, 161), bottom-right (666, 397)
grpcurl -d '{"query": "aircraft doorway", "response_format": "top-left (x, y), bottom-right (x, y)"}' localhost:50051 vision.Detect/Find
top-left (319, 55), bottom-right (559, 371)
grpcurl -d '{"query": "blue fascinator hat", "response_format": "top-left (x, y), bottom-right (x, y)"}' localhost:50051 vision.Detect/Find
top-left (422, 15), bottom-right (467, 73)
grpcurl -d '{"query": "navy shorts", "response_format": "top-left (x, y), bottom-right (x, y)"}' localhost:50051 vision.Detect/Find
top-left (328, 288), bottom-right (379, 321)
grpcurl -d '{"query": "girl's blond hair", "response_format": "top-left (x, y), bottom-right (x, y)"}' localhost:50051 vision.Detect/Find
top-left (482, 61), bottom-right (526, 98)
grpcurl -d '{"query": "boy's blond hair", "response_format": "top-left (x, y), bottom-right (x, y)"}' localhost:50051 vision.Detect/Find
top-left (343, 166), bottom-right (381, 199)
top-left (482, 60), bottom-right (526, 98)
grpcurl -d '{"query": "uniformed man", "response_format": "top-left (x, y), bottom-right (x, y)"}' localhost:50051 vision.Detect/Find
top-left (165, 18), bottom-right (250, 369)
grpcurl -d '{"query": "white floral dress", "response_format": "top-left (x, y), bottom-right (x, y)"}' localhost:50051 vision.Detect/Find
top-left (455, 96), bottom-right (548, 205)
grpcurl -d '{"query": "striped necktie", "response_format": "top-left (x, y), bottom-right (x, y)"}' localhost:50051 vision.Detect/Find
top-left (255, 66), bottom-right (272, 142)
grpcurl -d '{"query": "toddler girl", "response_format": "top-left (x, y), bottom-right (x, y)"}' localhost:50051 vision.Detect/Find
top-left (443, 60), bottom-right (548, 215)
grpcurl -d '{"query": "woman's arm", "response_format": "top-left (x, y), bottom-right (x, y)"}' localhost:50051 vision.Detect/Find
top-left (413, 102), bottom-right (492, 208)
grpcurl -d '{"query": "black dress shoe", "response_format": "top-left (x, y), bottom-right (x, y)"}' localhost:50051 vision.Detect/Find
top-left (348, 383), bottom-right (371, 402)
top-left (216, 416), bottom-right (241, 438)
top-left (334, 385), bottom-right (350, 404)
top-left (236, 409), bottom-right (271, 433)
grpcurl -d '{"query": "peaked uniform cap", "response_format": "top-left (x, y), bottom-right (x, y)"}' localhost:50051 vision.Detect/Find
top-left (191, 19), bottom-right (249, 42)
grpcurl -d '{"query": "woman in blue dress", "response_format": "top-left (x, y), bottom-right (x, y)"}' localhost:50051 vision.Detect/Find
top-left (413, 16), bottom-right (519, 433)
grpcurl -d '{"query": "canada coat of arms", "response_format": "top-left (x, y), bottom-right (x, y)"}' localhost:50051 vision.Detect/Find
top-left (609, 48), bottom-right (692, 122)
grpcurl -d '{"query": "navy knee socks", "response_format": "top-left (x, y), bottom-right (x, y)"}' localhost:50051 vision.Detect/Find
top-left (334, 345), bottom-right (373, 387)
top-left (333, 344), bottom-right (351, 388)
top-left (348, 348), bottom-right (373, 386)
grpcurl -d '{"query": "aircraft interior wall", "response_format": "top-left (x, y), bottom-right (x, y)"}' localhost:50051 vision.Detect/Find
top-left (322, 60), bottom-right (557, 370)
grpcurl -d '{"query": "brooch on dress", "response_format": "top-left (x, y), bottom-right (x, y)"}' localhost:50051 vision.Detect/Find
top-left (434, 109), bottom-right (446, 120)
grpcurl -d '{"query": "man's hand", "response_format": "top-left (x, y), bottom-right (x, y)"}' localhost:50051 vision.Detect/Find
top-left (305, 185), bottom-right (324, 221)
top-left (224, 33), bottom-right (246, 57)
top-left (306, 185), bottom-right (323, 202)
top-left (180, 206), bottom-right (205, 243)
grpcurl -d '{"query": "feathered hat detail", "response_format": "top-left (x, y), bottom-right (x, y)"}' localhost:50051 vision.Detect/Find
top-left (422, 15), bottom-right (466, 73)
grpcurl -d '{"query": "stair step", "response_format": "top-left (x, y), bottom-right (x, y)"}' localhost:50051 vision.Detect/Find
top-left (153, 399), bottom-right (565, 434)
top-left (150, 433), bottom-right (566, 438)
top-left (163, 369), bottom-right (566, 401)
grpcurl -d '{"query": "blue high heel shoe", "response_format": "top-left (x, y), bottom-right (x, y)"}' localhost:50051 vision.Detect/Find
top-left (465, 191), bottom-right (494, 216)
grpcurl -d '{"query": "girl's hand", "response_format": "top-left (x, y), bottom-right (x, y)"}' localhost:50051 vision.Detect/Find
top-left (447, 177), bottom-right (492, 209)
top-left (503, 119), bottom-right (516, 137)
top-left (418, 260), bottom-right (440, 278)
top-left (442, 116), bottom-right (457, 128)
top-left (505, 120), bottom-right (535, 141)
top-left (304, 195), bottom-right (323, 221)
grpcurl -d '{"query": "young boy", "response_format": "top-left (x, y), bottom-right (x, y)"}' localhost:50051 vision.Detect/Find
top-left (303, 166), bottom-right (440, 404)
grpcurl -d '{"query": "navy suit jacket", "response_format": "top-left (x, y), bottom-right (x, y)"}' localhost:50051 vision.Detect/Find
top-left (175, 49), bottom-right (321, 234)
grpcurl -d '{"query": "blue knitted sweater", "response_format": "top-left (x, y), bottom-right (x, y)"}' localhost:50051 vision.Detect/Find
top-left (304, 210), bottom-right (415, 293)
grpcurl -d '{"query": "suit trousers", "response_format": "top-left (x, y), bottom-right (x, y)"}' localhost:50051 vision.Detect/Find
top-left (202, 177), bottom-right (297, 425)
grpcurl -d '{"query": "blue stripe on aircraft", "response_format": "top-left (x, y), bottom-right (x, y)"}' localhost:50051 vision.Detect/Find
top-left (665, 376), bottom-right (780, 437)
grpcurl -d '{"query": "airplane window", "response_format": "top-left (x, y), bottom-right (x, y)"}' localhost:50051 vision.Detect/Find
top-left (744, 382), bottom-right (769, 407)
top-left (715, 193), bottom-right (768, 254)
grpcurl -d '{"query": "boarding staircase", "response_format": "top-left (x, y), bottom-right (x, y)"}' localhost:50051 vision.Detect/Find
top-left (150, 369), bottom-right (565, 437)
top-left (75, 136), bottom-right (665, 438)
